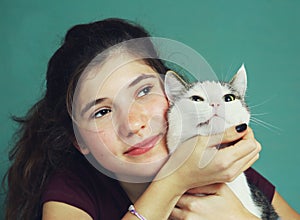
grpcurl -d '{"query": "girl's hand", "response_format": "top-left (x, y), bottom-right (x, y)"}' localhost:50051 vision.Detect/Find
top-left (157, 124), bottom-right (261, 194)
top-left (122, 125), bottom-right (261, 220)
top-left (169, 183), bottom-right (260, 220)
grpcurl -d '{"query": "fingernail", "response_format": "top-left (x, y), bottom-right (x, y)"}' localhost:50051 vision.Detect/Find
top-left (236, 123), bottom-right (247, 133)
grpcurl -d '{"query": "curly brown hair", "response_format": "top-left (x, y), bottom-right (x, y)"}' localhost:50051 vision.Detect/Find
top-left (3, 18), bottom-right (167, 220)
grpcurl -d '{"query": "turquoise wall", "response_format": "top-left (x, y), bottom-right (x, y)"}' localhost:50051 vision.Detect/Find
top-left (1, 0), bottom-right (299, 217)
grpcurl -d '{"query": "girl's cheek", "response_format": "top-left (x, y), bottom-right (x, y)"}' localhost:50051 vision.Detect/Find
top-left (94, 130), bottom-right (119, 154)
top-left (151, 96), bottom-right (169, 114)
top-left (79, 127), bottom-right (118, 155)
top-left (145, 97), bottom-right (169, 131)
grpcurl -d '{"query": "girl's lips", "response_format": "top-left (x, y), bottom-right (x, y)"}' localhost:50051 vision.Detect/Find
top-left (124, 135), bottom-right (161, 156)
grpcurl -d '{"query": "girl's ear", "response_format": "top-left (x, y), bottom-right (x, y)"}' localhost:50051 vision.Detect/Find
top-left (164, 70), bottom-right (188, 102)
top-left (73, 140), bottom-right (90, 155)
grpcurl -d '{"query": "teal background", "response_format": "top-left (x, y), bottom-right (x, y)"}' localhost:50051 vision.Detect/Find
top-left (1, 0), bottom-right (299, 218)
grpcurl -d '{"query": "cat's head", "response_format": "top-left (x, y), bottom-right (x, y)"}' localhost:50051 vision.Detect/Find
top-left (164, 64), bottom-right (250, 135)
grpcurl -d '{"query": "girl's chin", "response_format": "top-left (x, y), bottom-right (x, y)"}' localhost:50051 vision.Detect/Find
top-left (123, 153), bottom-right (169, 164)
top-left (114, 168), bottom-right (161, 183)
top-left (85, 151), bottom-right (169, 182)
top-left (113, 158), bottom-right (168, 182)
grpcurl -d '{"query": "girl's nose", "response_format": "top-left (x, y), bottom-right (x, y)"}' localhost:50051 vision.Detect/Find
top-left (119, 102), bottom-right (148, 137)
top-left (128, 114), bottom-right (147, 135)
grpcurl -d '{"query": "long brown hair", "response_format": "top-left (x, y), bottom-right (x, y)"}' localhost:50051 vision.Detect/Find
top-left (3, 18), bottom-right (167, 220)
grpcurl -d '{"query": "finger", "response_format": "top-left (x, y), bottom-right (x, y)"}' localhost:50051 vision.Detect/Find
top-left (213, 183), bottom-right (238, 196)
top-left (209, 136), bottom-right (260, 182)
top-left (218, 144), bottom-right (260, 182)
top-left (240, 142), bottom-right (261, 171)
top-left (198, 127), bottom-right (260, 171)
top-left (175, 193), bottom-right (214, 212)
top-left (169, 207), bottom-right (182, 220)
top-left (233, 146), bottom-right (260, 174)
top-left (187, 183), bottom-right (223, 195)
top-left (169, 207), bottom-right (201, 220)
top-left (205, 124), bottom-right (248, 147)
top-left (242, 152), bottom-right (260, 172)
top-left (175, 194), bottom-right (198, 210)
top-left (241, 126), bottom-right (255, 140)
top-left (233, 138), bottom-right (261, 162)
top-left (218, 135), bottom-right (260, 164)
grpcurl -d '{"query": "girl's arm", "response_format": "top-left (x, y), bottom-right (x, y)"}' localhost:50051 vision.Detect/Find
top-left (272, 191), bottom-right (300, 220)
top-left (43, 202), bottom-right (93, 220)
top-left (42, 125), bottom-right (259, 220)
top-left (122, 125), bottom-right (261, 219)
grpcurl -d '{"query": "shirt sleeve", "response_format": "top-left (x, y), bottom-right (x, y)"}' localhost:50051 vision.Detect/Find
top-left (41, 170), bottom-right (97, 219)
top-left (245, 167), bottom-right (275, 203)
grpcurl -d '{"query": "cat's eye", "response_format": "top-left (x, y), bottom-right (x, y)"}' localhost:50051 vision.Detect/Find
top-left (190, 95), bottom-right (204, 102)
top-left (224, 94), bottom-right (236, 102)
top-left (94, 108), bottom-right (112, 118)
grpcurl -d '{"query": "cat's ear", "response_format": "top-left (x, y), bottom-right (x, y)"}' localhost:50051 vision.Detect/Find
top-left (164, 70), bottom-right (187, 101)
top-left (230, 64), bottom-right (247, 97)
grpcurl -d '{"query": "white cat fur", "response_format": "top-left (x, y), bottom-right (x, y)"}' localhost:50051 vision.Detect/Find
top-left (165, 64), bottom-right (262, 218)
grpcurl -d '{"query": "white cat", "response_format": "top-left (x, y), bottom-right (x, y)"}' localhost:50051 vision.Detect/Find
top-left (164, 64), bottom-right (279, 220)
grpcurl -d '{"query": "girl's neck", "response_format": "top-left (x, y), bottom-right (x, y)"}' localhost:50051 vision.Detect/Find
top-left (119, 181), bottom-right (150, 203)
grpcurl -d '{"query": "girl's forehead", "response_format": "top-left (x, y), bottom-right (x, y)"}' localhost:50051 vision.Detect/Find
top-left (80, 59), bottom-right (158, 92)
top-left (74, 56), bottom-right (161, 111)
top-left (81, 53), bottom-right (154, 86)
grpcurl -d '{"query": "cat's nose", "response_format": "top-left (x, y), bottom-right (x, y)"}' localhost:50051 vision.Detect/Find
top-left (210, 103), bottom-right (220, 107)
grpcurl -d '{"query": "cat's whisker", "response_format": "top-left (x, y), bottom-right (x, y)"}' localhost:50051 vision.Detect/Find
top-left (220, 62), bottom-right (235, 82)
top-left (248, 97), bottom-right (275, 109)
top-left (250, 117), bottom-right (282, 134)
top-left (250, 112), bottom-right (269, 116)
top-left (220, 65), bottom-right (230, 82)
top-left (226, 60), bottom-right (239, 81)
top-left (250, 119), bottom-right (274, 133)
top-left (251, 117), bottom-right (279, 129)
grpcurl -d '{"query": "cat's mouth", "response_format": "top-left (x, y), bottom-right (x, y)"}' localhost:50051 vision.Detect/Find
top-left (197, 115), bottom-right (225, 127)
top-left (197, 120), bottom-right (210, 127)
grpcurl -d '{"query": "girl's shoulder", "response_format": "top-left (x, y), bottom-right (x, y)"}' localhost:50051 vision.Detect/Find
top-left (245, 167), bottom-right (275, 202)
top-left (41, 157), bottom-right (131, 219)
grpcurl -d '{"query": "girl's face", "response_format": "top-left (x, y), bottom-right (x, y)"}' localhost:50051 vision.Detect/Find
top-left (73, 54), bottom-right (169, 180)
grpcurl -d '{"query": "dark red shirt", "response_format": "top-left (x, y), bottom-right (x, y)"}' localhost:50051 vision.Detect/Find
top-left (41, 158), bottom-right (275, 220)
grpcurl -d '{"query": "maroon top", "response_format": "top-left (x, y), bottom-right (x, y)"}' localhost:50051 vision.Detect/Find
top-left (41, 158), bottom-right (275, 220)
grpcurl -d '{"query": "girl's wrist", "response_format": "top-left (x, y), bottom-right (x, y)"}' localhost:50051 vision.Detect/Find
top-left (122, 178), bottom-right (183, 220)
top-left (154, 173), bottom-right (186, 197)
top-left (154, 163), bottom-right (189, 196)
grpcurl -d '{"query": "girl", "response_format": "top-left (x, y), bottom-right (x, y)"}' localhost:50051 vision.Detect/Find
top-left (4, 18), bottom-right (299, 220)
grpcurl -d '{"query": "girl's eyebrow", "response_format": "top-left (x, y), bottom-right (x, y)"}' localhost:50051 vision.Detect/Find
top-left (81, 98), bottom-right (108, 117)
top-left (127, 74), bottom-right (156, 88)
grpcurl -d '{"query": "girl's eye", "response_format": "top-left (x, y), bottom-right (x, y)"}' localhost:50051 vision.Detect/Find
top-left (190, 95), bottom-right (204, 102)
top-left (94, 108), bottom-right (112, 118)
top-left (137, 86), bottom-right (153, 97)
top-left (224, 94), bottom-right (236, 102)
